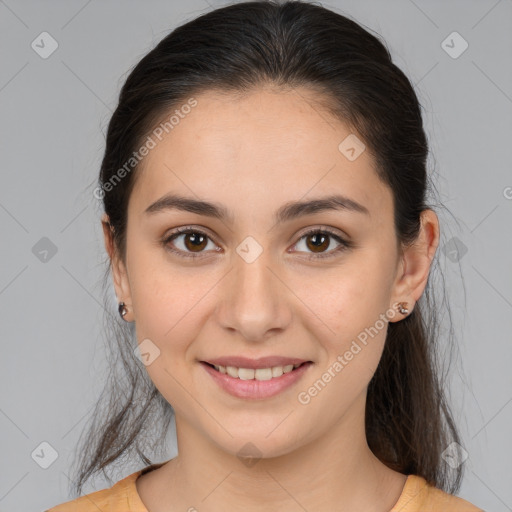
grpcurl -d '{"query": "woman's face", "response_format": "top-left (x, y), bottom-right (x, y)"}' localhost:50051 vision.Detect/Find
top-left (105, 86), bottom-right (433, 459)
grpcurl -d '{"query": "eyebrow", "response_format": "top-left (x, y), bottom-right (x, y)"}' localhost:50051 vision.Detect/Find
top-left (144, 192), bottom-right (370, 225)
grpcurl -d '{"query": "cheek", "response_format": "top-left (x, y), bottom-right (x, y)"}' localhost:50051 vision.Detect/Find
top-left (290, 258), bottom-right (391, 336)
top-left (127, 242), bottom-right (205, 334)
top-left (127, 262), bottom-right (207, 385)
top-left (288, 255), bottom-right (393, 381)
top-left (128, 266), bottom-right (206, 411)
top-left (297, 293), bottom-right (390, 422)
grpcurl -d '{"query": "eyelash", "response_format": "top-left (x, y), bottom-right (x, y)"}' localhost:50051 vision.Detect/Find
top-left (162, 226), bottom-right (352, 261)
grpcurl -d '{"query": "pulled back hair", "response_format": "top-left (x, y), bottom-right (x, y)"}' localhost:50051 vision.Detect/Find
top-left (73, 0), bottom-right (464, 496)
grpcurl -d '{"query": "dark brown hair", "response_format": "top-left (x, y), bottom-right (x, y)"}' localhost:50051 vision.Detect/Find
top-left (73, 0), bottom-right (464, 497)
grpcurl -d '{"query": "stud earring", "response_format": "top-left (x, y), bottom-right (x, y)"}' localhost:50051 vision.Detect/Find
top-left (118, 301), bottom-right (128, 319)
top-left (397, 302), bottom-right (409, 315)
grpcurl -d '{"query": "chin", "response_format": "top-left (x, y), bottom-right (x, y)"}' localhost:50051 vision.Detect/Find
top-left (207, 424), bottom-right (308, 462)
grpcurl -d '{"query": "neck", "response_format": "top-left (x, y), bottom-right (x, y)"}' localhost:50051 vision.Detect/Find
top-left (139, 393), bottom-right (407, 512)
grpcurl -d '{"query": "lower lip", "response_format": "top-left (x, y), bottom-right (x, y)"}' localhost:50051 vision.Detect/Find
top-left (200, 362), bottom-right (313, 399)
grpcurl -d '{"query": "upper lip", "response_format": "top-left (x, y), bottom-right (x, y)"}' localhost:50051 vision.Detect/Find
top-left (201, 356), bottom-right (311, 369)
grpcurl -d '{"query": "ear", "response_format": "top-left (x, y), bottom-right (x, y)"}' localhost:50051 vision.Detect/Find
top-left (388, 209), bottom-right (439, 322)
top-left (101, 213), bottom-right (133, 321)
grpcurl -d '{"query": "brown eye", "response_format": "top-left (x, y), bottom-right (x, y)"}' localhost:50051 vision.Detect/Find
top-left (163, 228), bottom-right (218, 259)
top-left (182, 232), bottom-right (208, 252)
top-left (293, 228), bottom-right (352, 260)
top-left (305, 232), bottom-right (330, 253)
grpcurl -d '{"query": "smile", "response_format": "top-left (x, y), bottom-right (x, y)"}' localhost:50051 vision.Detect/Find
top-left (200, 361), bottom-right (313, 399)
top-left (207, 362), bottom-right (303, 380)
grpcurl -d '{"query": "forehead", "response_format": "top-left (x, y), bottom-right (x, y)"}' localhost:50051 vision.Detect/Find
top-left (129, 87), bottom-right (392, 222)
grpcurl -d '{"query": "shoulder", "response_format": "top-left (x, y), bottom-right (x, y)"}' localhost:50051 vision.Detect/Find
top-left (392, 474), bottom-right (485, 512)
top-left (44, 468), bottom-right (149, 512)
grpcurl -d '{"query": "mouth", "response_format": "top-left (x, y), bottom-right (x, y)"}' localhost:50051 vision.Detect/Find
top-left (199, 360), bottom-right (313, 399)
top-left (201, 360), bottom-right (310, 381)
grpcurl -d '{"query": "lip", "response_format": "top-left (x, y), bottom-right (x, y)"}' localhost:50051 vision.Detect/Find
top-left (200, 360), bottom-right (313, 400)
top-left (202, 356), bottom-right (309, 369)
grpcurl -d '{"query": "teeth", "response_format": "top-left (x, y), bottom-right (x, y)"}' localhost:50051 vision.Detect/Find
top-left (226, 366), bottom-right (238, 378)
top-left (238, 368), bottom-right (256, 380)
top-left (211, 363), bottom-right (303, 380)
top-left (271, 366), bottom-right (283, 378)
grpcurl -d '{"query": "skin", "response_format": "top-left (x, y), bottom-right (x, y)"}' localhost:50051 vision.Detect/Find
top-left (102, 85), bottom-right (439, 512)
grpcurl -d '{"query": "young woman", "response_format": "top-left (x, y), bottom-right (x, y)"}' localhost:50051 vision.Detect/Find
top-left (46, 1), bottom-right (483, 510)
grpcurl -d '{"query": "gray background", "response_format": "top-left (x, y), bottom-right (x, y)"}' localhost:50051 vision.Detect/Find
top-left (1, 0), bottom-right (511, 511)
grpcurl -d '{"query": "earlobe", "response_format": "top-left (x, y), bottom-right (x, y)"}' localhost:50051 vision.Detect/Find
top-left (389, 209), bottom-right (440, 321)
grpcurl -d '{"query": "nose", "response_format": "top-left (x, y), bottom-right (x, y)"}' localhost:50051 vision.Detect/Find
top-left (215, 247), bottom-right (292, 343)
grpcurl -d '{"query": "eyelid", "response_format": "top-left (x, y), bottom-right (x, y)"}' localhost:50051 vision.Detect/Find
top-left (163, 224), bottom-right (219, 244)
top-left (294, 224), bottom-right (349, 241)
top-left (162, 224), bottom-right (352, 259)
top-left (162, 225), bottom-right (220, 259)
top-left (289, 226), bottom-right (352, 259)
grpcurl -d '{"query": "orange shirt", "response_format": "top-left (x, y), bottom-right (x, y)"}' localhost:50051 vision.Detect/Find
top-left (45, 460), bottom-right (484, 511)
